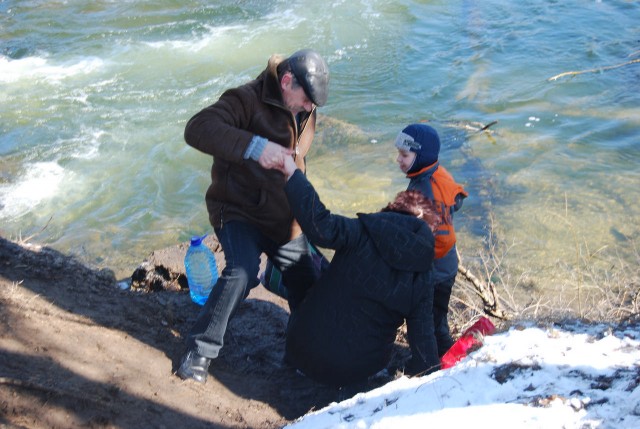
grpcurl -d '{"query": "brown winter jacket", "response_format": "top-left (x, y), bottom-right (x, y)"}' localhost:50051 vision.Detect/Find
top-left (184, 54), bottom-right (317, 244)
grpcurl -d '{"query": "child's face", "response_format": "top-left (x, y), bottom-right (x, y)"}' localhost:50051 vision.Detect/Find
top-left (396, 149), bottom-right (416, 174)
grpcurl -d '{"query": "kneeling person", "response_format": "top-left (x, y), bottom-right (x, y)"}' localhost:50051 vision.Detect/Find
top-left (274, 155), bottom-right (442, 390)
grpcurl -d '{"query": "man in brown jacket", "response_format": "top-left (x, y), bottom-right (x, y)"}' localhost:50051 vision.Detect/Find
top-left (177, 49), bottom-right (330, 384)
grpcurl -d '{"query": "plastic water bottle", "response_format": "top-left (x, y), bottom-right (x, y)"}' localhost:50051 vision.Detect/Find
top-left (184, 235), bottom-right (218, 306)
top-left (440, 316), bottom-right (495, 369)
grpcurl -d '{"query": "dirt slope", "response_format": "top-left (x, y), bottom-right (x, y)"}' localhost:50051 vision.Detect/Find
top-left (0, 236), bottom-right (339, 429)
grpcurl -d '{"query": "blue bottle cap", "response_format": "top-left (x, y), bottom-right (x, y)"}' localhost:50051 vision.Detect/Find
top-left (190, 234), bottom-right (207, 246)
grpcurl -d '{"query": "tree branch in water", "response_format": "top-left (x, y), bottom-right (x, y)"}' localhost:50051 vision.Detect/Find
top-left (548, 59), bottom-right (640, 81)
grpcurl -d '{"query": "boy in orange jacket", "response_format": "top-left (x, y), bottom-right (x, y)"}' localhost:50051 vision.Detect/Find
top-left (395, 123), bottom-right (468, 356)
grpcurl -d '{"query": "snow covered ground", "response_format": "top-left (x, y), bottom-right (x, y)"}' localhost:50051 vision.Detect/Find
top-left (286, 321), bottom-right (640, 429)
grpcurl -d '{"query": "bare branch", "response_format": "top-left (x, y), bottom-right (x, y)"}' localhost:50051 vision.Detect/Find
top-left (548, 59), bottom-right (640, 81)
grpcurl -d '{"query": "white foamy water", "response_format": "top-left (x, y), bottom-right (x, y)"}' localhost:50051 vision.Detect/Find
top-left (0, 55), bottom-right (104, 84)
top-left (0, 162), bottom-right (66, 218)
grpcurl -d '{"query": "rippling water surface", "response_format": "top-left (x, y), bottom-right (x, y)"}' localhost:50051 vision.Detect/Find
top-left (1, 1), bottom-right (638, 303)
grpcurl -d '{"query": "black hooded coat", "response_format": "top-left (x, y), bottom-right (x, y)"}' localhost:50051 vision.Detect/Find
top-left (284, 170), bottom-right (441, 387)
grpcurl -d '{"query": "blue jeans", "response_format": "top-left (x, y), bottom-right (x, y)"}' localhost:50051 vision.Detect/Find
top-left (186, 221), bottom-right (319, 359)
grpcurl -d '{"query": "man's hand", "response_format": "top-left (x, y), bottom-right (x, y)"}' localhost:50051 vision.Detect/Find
top-left (258, 141), bottom-right (294, 170)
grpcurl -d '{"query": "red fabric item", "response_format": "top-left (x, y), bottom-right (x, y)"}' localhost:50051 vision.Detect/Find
top-left (441, 316), bottom-right (496, 369)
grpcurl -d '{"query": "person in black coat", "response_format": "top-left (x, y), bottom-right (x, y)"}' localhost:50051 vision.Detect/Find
top-left (273, 154), bottom-right (442, 390)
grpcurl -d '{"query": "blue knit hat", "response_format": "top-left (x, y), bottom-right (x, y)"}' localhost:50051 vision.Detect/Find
top-left (394, 123), bottom-right (440, 174)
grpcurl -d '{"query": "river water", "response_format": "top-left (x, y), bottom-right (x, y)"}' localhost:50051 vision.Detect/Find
top-left (1, 1), bottom-right (638, 305)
